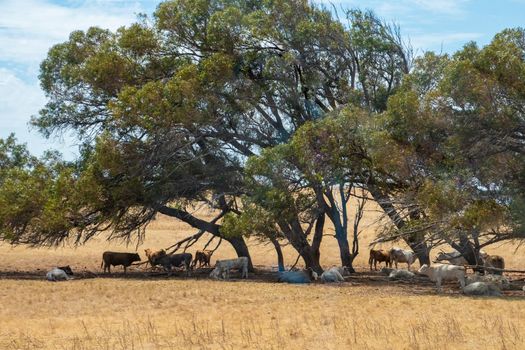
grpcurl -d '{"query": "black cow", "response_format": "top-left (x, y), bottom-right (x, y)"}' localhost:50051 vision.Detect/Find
top-left (57, 265), bottom-right (74, 275)
top-left (156, 253), bottom-right (193, 276)
top-left (101, 251), bottom-right (141, 274)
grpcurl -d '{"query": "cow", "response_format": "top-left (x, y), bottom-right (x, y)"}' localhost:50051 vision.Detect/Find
top-left (320, 268), bottom-right (344, 283)
top-left (369, 249), bottom-right (391, 271)
top-left (101, 251), bottom-right (141, 274)
top-left (328, 266), bottom-right (351, 277)
top-left (435, 250), bottom-right (468, 266)
top-left (463, 282), bottom-right (502, 296)
top-left (144, 248), bottom-right (167, 268)
top-left (209, 257), bottom-right (249, 280)
top-left (390, 247), bottom-right (418, 271)
top-left (418, 263), bottom-right (466, 293)
top-left (192, 250), bottom-right (213, 269)
top-left (466, 273), bottom-right (510, 289)
top-left (277, 268), bottom-right (318, 284)
top-left (46, 267), bottom-right (73, 281)
top-left (479, 250), bottom-right (505, 275)
top-left (156, 253), bottom-right (193, 276)
top-left (388, 269), bottom-right (415, 280)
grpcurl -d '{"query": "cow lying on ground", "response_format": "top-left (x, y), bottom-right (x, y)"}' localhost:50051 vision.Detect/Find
top-left (144, 248), bottom-right (167, 268)
top-left (320, 268), bottom-right (344, 283)
top-left (418, 263), bottom-right (466, 292)
top-left (480, 250), bottom-right (505, 275)
top-left (277, 268), bottom-right (317, 284)
top-left (155, 253), bottom-right (193, 276)
top-left (390, 247), bottom-right (418, 271)
top-left (192, 250), bottom-right (213, 269)
top-left (101, 251), bottom-right (141, 274)
top-left (46, 266), bottom-right (74, 281)
top-left (210, 257), bottom-right (249, 280)
top-left (328, 266), bottom-right (351, 277)
top-left (435, 250), bottom-right (468, 266)
top-left (369, 249), bottom-right (391, 270)
top-left (388, 269), bottom-right (415, 280)
top-left (466, 273), bottom-right (510, 289)
top-left (463, 282), bottom-right (502, 296)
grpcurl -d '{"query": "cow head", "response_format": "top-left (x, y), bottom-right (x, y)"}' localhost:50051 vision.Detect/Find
top-left (132, 253), bottom-right (141, 263)
top-left (306, 267), bottom-right (318, 281)
top-left (479, 250), bottom-right (489, 260)
top-left (209, 261), bottom-right (222, 279)
top-left (58, 265), bottom-right (73, 275)
top-left (418, 264), bottom-right (430, 275)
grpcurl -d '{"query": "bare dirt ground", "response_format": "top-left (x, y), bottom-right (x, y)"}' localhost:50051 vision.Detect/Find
top-left (1, 203), bottom-right (525, 349)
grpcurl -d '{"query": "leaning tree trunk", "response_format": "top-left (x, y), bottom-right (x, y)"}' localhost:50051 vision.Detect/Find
top-left (158, 205), bottom-right (254, 271)
top-left (269, 236), bottom-right (285, 272)
top-left (279, 219), bottom-right (323, 274)
top-left (368, 186), bottom-right (430, 266)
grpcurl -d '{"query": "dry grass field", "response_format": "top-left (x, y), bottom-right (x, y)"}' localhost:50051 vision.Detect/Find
top-left (1, 202), bottom-right (525, 349)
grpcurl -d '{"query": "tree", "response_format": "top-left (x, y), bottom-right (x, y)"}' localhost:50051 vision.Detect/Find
top-left (367, 30), bottom-right (525, 263)
top-left (22, 0), bottom-right (412, 270)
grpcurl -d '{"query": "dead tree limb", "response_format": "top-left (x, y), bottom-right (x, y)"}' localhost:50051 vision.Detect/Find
top-left (165, 211), bottom-right (225, 254)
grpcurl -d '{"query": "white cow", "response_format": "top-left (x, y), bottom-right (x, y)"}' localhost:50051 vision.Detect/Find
top-left (390, 247), bottom-right (418, 271)
top-left (435, 250), bottom-right (468, 266)
top-left (388, 269), bottom-right (415, 280)
top-left (463, 282), bottom-right (502, 296)
top-left (466, 273), bottom-right (510, 289)
top-left (418, 263), bottom-right (466, 292)
top-left (328, 266), bottom-right (350, 277)
top-left (46, 268), bottom-right (72, 282)
top-left (209, 257), bottom-right (249, 280)
top-left (320, 268), bottom-right (344, 283)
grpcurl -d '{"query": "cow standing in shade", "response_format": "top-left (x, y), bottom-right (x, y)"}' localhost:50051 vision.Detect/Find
top-left (390, 247), bottom-right (418, 271)
top-left (155, 253), bottom-right (193, 276)
top-left (101, 251), bottom-right (141, 274)
top-left (210, 257), bottom-right (249, 280)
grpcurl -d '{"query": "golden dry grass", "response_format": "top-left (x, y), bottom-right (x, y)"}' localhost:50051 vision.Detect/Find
top-left (1, 202), bottom-right (525, 349)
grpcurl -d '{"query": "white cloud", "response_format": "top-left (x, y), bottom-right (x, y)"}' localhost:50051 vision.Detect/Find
top-left (0, 0), bottom-right (148, 64)
top-left (409, 32), bottom-right (482, 52)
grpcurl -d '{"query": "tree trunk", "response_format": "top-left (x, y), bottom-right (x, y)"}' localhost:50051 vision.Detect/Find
top-left (450, 232), bottom-right (483, 273)
top-left (269, 237), bottom-right (285, 272)
top-left (311, 213), bottom-right (325, 264)
top-left (368, 186), bottom-right (429, 266)
top-left (336, 234), bottom-right (355, 272)
top-left (405, 238), bottom-right (430, 266)
top-left (278, 220), bottom-right (323, 274)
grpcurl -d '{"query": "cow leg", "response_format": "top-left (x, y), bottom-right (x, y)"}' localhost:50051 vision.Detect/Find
top-left (407, 262), bottom-right (411, 271)
top-left (458, 276), bottom-right (465, 290)
top-left (124, 266), bottom-right (127, 274)
top-left (436, 277), bottom-right (443, 293)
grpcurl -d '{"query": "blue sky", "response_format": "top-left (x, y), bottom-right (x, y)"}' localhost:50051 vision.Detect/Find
top-left (1, 0), bottom-right (524, 159)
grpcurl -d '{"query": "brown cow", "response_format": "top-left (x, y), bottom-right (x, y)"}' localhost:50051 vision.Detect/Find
top-left (369, 249), bottom-right (392, 271)
top-left (101, 251), bottom-right (141, 274)
top-left (480, 250), bottom-right (505, 275)
top-left (192, 250), bottom-right (213, 268)
top-left (144, 248), bottom-right (167, 268)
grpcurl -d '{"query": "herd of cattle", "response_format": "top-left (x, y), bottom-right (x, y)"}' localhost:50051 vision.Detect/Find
top-left (44, 246), bottom-right (522, 296)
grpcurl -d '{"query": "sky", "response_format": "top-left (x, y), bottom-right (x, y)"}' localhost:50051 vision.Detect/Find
top-left (1, 0), bottom-right (524, 160)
